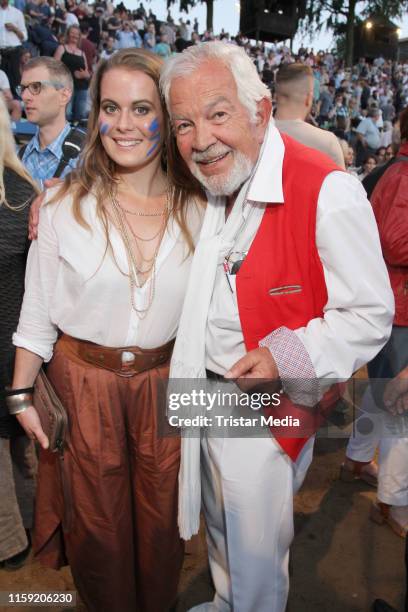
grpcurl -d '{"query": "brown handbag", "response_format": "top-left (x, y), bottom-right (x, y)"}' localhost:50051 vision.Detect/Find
top-left (33, 369), bottom-right (68, 453)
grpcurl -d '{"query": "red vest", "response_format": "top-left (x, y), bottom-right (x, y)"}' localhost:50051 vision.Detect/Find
top-left (236, 133), bottom-right (342, 461)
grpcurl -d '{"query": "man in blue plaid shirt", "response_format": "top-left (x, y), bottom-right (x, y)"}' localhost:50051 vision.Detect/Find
top-left (18, 56), bottom-right (80, 188)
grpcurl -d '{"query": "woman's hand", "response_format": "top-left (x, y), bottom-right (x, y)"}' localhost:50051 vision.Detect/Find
top-left (74, 68), bottom-right (90, 79)
top-left (16, 406), bottom-right (49, 449)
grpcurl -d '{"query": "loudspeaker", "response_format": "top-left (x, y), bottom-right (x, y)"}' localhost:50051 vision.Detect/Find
top-left (239, 0), bottom-right (305, 42)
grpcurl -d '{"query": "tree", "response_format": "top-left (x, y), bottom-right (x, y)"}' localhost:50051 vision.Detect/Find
top-left (302, 0), bottom-right (408, 67)
top-left (167, 0), bottom-right (216, 32)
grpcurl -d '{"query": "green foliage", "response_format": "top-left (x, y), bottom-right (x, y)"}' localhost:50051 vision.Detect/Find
top-left (302, 0), bottom-right (407, 64)
top-left (167, 0), bottom-right (215, 31)
top-left (167, 0), bottom-right (213, 14)
top-left (333, 32), bottom-right (347, 56)
top-left (303, 0), bottom-right (407, 34)
top-left (167, 0), bottom-right (194, 12)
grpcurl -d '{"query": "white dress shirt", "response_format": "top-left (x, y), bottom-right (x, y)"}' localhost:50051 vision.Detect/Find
top-left (0, 5), bottom-right (27, 47)
top-left (13, 191), bottom-right (203, 361)
top-left (205, 123), bottom-right (394, 386)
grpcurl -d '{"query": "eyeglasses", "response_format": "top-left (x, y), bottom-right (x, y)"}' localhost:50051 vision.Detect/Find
top-left (16, 80), bottom-right (64, 97)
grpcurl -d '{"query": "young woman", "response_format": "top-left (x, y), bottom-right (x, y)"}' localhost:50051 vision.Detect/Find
top-left (54, 25), bottom-right (90, 123)
top-left (9, 49), bottom-right (203, 612)
top-left (0, 96), bottom-right (39, 569)
top-left (358, 154), bottom-right (377, 181)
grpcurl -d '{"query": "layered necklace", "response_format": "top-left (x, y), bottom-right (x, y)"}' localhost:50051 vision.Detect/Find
top-left (109, 186), bottom-right (171, 319)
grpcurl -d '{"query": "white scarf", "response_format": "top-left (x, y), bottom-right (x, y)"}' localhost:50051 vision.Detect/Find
top-left (169, 194), bottom-right (224, 539)
top-left (170, 181), bottom-right (255, 539)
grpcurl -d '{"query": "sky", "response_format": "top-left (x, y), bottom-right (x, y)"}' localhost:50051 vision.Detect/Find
top-left (133, 0), bottom-right (408, 51)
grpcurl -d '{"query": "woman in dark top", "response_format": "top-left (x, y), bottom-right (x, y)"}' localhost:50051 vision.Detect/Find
top-left (55, 25), bottom-right (90, 123)
top-left (0, 97), bottom-right (39, 569)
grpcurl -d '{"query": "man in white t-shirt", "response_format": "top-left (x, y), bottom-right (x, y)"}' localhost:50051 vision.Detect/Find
top-left (0, 0), bottom-right (26, 48)
top-left (0, 0), bottom-right (27, 93)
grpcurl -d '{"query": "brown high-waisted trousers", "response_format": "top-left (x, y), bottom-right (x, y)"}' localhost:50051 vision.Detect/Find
top-left (34, 335), bottom-right (183, 612)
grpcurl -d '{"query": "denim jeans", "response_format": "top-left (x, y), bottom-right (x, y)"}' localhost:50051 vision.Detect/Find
top-left (67, 88), bottom-right (89, 123)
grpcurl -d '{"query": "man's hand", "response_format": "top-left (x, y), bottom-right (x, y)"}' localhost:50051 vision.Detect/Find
top-left (5, 22), bottom-right (23, 40)
top-left (383, 366), bottom-right (408, 416)
top-left (16, 406), bottom-right (49, 450)
top-left (29, 178), bottom-right (61, 240)
top-left (225, 347), bottom-right (280, 392)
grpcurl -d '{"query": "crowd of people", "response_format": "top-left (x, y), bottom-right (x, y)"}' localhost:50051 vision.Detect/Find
top-left (243, 39), bottom-right (407, 179)
top-left (1, 0), bottom-right (407, 167)
top-left (0, 3), bottom-right (407, 612)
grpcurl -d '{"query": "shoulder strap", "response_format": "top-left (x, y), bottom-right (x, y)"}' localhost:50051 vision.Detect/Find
top-left (18, 144), bottom-right (27, 160)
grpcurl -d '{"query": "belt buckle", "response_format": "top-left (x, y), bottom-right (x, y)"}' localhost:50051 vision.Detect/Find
top-left (117, 351), bottom-right (138, 378)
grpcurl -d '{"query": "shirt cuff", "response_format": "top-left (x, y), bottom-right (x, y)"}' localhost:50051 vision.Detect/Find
top-left (259, 326), bottom-right (320, 407)
top-left (12, 333), bottom-right (53, 363)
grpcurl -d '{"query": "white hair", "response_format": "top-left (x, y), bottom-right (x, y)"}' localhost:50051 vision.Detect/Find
top-left (160, 41), bottom-right (271, 122)
top-left (190, 149), bottom-right (254, 196)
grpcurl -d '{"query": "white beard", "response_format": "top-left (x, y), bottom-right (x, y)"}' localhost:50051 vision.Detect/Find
top-left (190, 151), bottom-right (254, 196)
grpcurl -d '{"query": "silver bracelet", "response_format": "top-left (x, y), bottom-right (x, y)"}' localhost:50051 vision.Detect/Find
top-left (5, 393), bottom-right (33, 415)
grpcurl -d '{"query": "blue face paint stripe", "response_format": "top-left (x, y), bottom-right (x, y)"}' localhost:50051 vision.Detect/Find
top-left (100, 122), bottom-right (110, 135)
top-left (149, 117), bottom-right (159, 133)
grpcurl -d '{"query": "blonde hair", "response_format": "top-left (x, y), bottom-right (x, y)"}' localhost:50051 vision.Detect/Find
top-left (0, 96), bottom-right (39, 208)
top-left (53, 48), bottom-right (202, 253)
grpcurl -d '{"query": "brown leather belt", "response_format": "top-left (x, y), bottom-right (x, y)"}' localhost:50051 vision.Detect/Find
top-left (60, 334), bottom-right (175, 377)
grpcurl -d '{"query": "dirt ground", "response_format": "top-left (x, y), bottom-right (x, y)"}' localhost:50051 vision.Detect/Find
top-left (0, 432), bottom-right (405, 612)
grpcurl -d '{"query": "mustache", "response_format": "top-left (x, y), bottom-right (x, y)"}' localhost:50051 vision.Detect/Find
top-left (191, 145), bottom-right (232, 163)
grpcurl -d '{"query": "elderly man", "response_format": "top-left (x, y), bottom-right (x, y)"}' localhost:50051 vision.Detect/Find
top-left (161, 42), bottom-right (394, 612)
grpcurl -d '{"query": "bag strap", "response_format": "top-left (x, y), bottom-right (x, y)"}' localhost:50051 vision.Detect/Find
top-left (17, 144), bottom-right (27, 160)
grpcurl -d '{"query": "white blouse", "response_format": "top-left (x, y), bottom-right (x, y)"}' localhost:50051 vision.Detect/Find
top-left (13, 190), bottom-right (203, 361)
